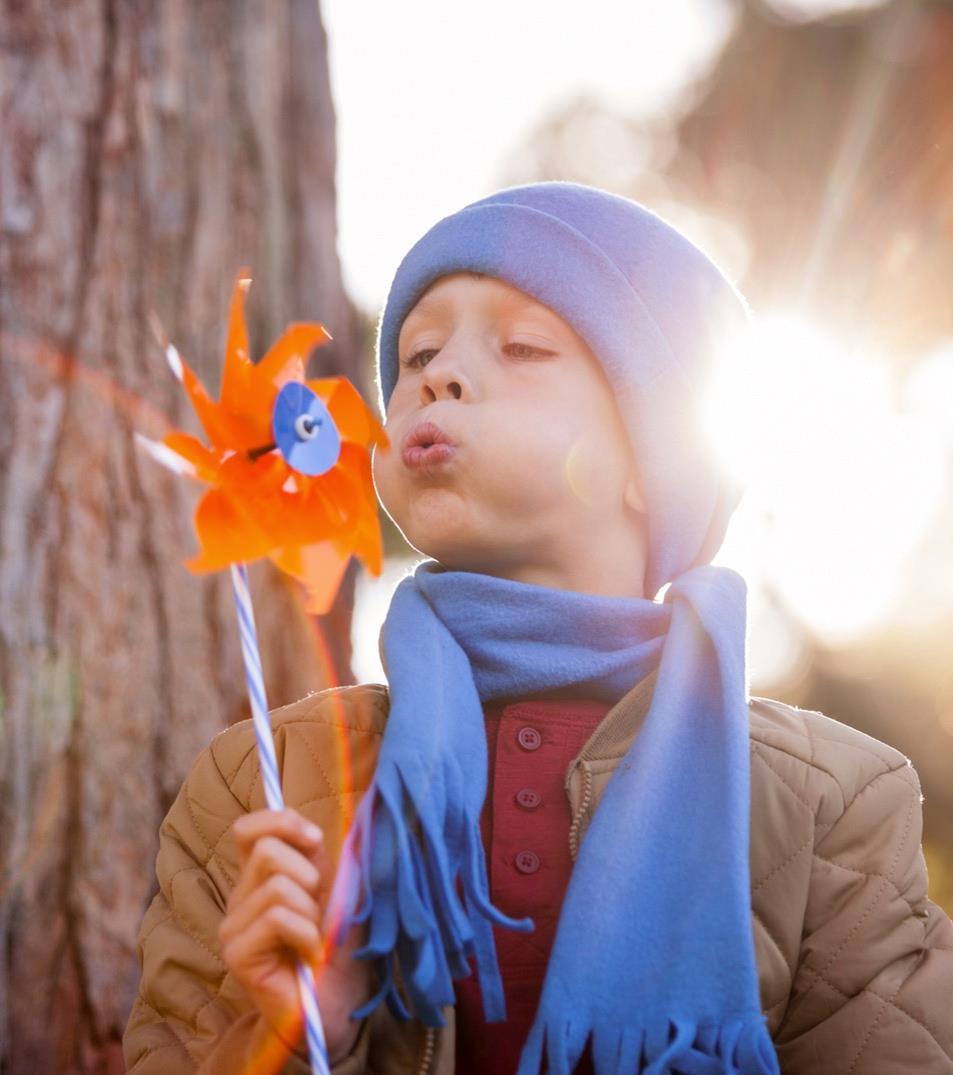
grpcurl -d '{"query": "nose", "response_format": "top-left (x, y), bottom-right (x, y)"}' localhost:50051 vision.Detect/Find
top-left (419, 342), bottom-right (469, 403)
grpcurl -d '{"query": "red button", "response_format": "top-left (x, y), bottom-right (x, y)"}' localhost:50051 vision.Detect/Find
top-left (515, 788), bottom-right (542, 810)
top-left (514, 850), bottom-right (540, 874)
top-left (517, 726), bottom-right (542, 751)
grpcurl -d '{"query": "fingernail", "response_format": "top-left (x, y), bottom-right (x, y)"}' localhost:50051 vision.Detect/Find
top-left (304, 821), bottom-right (323, 841)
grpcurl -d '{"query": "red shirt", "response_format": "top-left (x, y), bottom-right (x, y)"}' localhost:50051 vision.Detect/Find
top-left (453, 696), bottom-right (612, 1075)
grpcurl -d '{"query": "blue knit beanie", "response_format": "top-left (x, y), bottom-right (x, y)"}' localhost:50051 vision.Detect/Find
top-left (375, 180), bottom-right (750, 599)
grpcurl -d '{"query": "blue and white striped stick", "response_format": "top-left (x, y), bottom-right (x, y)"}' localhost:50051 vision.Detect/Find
top-left (230, 562), bottom-right (332, 1075)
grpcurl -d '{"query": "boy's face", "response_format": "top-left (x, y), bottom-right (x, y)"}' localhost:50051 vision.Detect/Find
top-left (373, 272), bottom-right (646, 592)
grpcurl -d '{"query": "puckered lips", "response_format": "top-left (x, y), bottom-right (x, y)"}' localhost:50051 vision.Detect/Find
top-left (402, 420), bottom-right (457, 470)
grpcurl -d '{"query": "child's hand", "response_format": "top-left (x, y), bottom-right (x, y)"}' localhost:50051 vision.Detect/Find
top-left (219, 808), bottom-right (375, 1064)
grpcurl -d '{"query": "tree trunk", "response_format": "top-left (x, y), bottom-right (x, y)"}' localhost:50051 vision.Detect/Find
top-left (0, 2), bottom-right (365, 1071)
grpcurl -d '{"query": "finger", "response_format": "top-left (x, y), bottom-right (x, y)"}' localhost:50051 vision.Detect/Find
top-left (228, 832), bottom-right (323, 912)
top-left (232, 809), bottom-right (323, 866)
top-left (223, 871), bottom-right (322, 943)
top-left (222, 903), bottom-right (322, 972)
top-left (245, 834), bottom-right (324, 897)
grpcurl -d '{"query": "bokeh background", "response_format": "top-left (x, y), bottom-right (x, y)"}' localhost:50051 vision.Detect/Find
top-left (0, 0), bottom-right (950, 1070)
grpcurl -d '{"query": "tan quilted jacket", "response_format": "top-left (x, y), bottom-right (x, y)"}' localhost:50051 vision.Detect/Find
top-left (123, 672), bottom-right (953, 1074)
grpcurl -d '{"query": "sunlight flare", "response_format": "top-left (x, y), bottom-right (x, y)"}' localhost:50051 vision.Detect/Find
top-left (703, 311), bottom-right (947, 647)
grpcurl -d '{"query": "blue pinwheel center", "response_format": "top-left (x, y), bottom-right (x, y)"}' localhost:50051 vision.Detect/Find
top-left (272, 382), bottom-right (341, 476)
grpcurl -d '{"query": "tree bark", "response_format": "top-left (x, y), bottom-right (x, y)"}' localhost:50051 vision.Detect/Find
top-left (0, 2), bottom-right (365, 1071)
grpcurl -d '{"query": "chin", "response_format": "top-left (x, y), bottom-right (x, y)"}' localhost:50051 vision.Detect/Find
top-left (395, 490), bottom-right (471, 547)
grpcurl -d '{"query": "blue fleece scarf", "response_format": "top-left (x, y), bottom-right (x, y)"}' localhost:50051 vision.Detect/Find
top-left (325, 557), bottom-right (780, 1074)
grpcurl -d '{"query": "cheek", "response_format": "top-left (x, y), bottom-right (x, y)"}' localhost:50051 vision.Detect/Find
top-left (371, 442), bottom-right (401, 515)
top-left (563, 426), bottom-right (629, 506)
top-left (489, 426), bottom-right (581, 503)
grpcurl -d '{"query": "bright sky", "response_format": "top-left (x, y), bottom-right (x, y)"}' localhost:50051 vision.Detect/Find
top-left (321, 0), bottom-right (736, 315)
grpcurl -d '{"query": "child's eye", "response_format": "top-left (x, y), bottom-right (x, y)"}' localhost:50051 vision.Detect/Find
top-left (505, 342), bottom-right (548, 358)
top-left (401, 348), bottom-right (434, 369)
top-left (400, 342), bottom-right (550, 370)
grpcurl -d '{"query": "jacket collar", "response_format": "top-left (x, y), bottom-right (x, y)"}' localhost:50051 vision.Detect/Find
top-left (572, 665), bottom-right (660, 764)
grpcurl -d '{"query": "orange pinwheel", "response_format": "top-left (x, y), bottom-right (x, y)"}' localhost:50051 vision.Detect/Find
top-left (142, 267), bottom-right (389, 614)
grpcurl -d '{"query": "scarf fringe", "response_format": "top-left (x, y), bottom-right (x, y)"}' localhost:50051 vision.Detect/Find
top-left (517, 1013), bottom-right (780, 1075)
top-left (325, 761), bottom-right (534, 1028)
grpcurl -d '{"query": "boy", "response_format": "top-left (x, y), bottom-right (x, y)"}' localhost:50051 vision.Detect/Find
top-left (124, 182), bottom-right (953, 1074)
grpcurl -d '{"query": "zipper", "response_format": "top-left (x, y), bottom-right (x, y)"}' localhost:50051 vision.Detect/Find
top-left (563, 669), bottom-right (658, 864)
top-left (415, 1025), bottom-right (436, 1075)
top-left (567, 763), bottom-right (593, 863)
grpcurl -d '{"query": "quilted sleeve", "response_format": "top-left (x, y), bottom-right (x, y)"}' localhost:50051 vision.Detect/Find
top-left (122, 736), bottom-right (371, 1075)
top-left (773, 757), bottom-right (953, 1073)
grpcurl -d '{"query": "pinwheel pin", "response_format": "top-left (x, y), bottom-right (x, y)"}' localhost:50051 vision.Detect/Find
top-left (136, 268), bottom-right (390, 1075)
